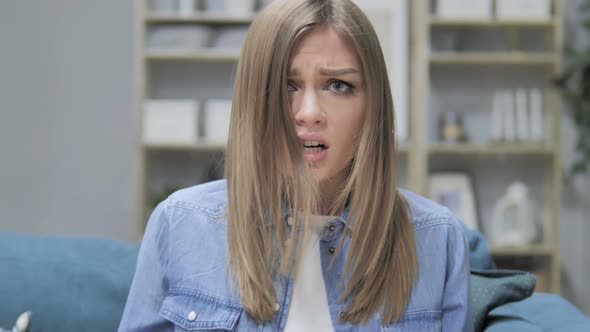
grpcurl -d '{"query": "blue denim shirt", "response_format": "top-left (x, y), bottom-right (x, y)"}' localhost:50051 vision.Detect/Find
top-left (119, 180), bottom-right (472, 331)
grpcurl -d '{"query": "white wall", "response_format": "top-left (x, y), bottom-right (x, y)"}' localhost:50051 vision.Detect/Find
top-left (0, 0), bottom-right (136, 240)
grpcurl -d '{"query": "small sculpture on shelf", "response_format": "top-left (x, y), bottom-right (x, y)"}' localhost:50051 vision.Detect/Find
top-left (438, 111), bottom-right (468, 143)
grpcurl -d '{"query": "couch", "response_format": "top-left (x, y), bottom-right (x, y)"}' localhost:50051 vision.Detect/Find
top-left (0, 227), bottom-right (588, 331)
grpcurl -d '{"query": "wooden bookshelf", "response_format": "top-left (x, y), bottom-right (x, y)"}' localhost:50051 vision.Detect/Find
top-left (412, 0), bottom-right (564, 294)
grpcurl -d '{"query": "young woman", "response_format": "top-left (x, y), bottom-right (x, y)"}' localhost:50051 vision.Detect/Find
top-left (119, 0), bottom-right (472, 331)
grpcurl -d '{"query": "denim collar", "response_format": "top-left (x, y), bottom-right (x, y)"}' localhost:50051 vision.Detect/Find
top-left (279, 201), bottom-right (354, 232)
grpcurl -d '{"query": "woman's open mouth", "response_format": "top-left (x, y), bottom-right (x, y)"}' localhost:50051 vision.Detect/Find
top-left (303, 140), bottom-right (329, 162)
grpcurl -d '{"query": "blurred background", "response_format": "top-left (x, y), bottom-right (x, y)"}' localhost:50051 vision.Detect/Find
top-left (0, 0), bottom-right (589, 318)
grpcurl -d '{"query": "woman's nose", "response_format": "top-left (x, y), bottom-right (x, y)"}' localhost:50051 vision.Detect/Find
top-left (294, 91), bottom-right (326, 128)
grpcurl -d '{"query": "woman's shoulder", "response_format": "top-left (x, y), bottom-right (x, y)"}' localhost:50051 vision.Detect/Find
top-left (165, 179), bottom-right (228, 218)
top-left (141, 179), bottom-right (237, 301)
top-left (398, 188), bottom-right (465, 234)
top-left (145, 179), bottom-right (229, 244)
top-left (143, 179), bottom-right (230, 254)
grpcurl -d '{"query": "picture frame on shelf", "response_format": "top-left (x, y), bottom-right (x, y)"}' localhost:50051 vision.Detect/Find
top-left (428, 172), bottom-right (480, 231)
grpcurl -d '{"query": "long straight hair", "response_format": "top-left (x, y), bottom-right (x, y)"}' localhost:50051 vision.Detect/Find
top-left (225, 0), bottom-right (417, 325)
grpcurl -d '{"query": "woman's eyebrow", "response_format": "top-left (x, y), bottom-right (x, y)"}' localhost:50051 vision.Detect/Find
top-left (287, 67), bottom-right (361, 77)
top-left (319, 67), bottom-right (360, 76)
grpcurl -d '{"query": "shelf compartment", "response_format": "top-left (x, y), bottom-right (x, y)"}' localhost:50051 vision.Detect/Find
top-left (429, 17), bottom-right (556, 28)
top-left (145, 49), bottom-right (240, 61)
top-left (428, 143), bottom-right (556, 155)
top-left (146, 12), bottom-right (256, 24)
top-left (429, 52), bottom-right (556, 65)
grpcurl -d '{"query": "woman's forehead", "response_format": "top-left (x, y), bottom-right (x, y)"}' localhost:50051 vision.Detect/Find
top-left (288, 25), bottom-right (360, 72)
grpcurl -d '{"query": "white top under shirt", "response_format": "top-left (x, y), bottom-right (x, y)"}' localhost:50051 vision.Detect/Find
top-left (284, 215), bottom-right (336, 332)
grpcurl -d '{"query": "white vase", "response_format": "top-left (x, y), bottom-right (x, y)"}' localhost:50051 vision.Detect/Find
top-left (490, 182), bottom-right (537, 246)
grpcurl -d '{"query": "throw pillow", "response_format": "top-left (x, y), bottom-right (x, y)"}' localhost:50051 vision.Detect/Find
top-left (470, 269), bottom-right (536, 332)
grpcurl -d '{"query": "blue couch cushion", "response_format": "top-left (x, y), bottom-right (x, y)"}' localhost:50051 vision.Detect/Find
top-left (485, 293), bottom-right (590, 331)
top-left (0, 232), bottom-right (139, 332)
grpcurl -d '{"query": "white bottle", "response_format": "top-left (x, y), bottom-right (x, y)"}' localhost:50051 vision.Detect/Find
top-left (491, 91), bottom-right (504, 142)
top-left (490, 182), bottom-right (537, 246)
top-left (529, 88), bottom-right (544, 142)
top-left (502, 90), bottom-right (516, 142)
top-left (515, 88), bottom-right (529, 142)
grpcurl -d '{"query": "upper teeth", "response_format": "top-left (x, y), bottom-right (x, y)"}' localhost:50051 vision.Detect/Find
top-left (304, 141), bottom-right (321, 147)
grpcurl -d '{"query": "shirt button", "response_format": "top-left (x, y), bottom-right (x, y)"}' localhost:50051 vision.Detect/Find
top-left (328, 246), bottom-right (336, 255)
top-left (273, 302), bottom-right (280, 312)
top-left (339, 311), bottom-right (346, 319)
top-left (328, 224), bottom-right (336, 231)
top-left (187, 311), bottom-right (197, 321)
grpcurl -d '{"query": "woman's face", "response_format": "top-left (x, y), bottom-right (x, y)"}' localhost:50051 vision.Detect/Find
top-left (288, 25), bottom-right (366, 194)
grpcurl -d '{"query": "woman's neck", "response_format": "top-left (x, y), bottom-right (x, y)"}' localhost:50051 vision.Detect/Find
top-left (318, 181), bottom-right (345, 216)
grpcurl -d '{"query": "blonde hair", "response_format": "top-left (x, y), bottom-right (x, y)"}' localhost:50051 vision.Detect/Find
top-left (225, 0), bottom-right (417, 325)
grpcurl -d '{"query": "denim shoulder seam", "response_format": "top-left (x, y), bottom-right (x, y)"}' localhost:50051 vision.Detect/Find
top-left (169, 199), bottom-right (225, 219)
top-left (414, 214), bottom-right (455, 231)
top-left (150, 197), bottom-right (173, 281)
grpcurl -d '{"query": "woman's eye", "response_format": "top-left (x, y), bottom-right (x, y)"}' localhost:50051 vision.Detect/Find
top-left (328, 80), bottom-right (354, 95)
top-left (287, 81), bottom-right (298, 93)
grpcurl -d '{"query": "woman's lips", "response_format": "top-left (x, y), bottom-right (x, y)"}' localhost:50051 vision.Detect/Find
top-left (298, 133), bottom-right (329, 163)
top-left (304, 147), bottom-right (328, 162)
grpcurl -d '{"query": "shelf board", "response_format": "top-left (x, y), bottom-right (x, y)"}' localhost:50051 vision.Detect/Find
top-left (430, 52), bottom-right (556, 65)
top-left (430, 17), bottom-right (555, 28)
top-left (428, 143), bottom-right (556, 156)
top-left (144, 142), bottom-right (226, 151)
top-left (490, 244), bottom-right (554, 257)
top-left (144, 49), bottom-right (240, 61)
top-left (145, 12), bottom-right (256, 24)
